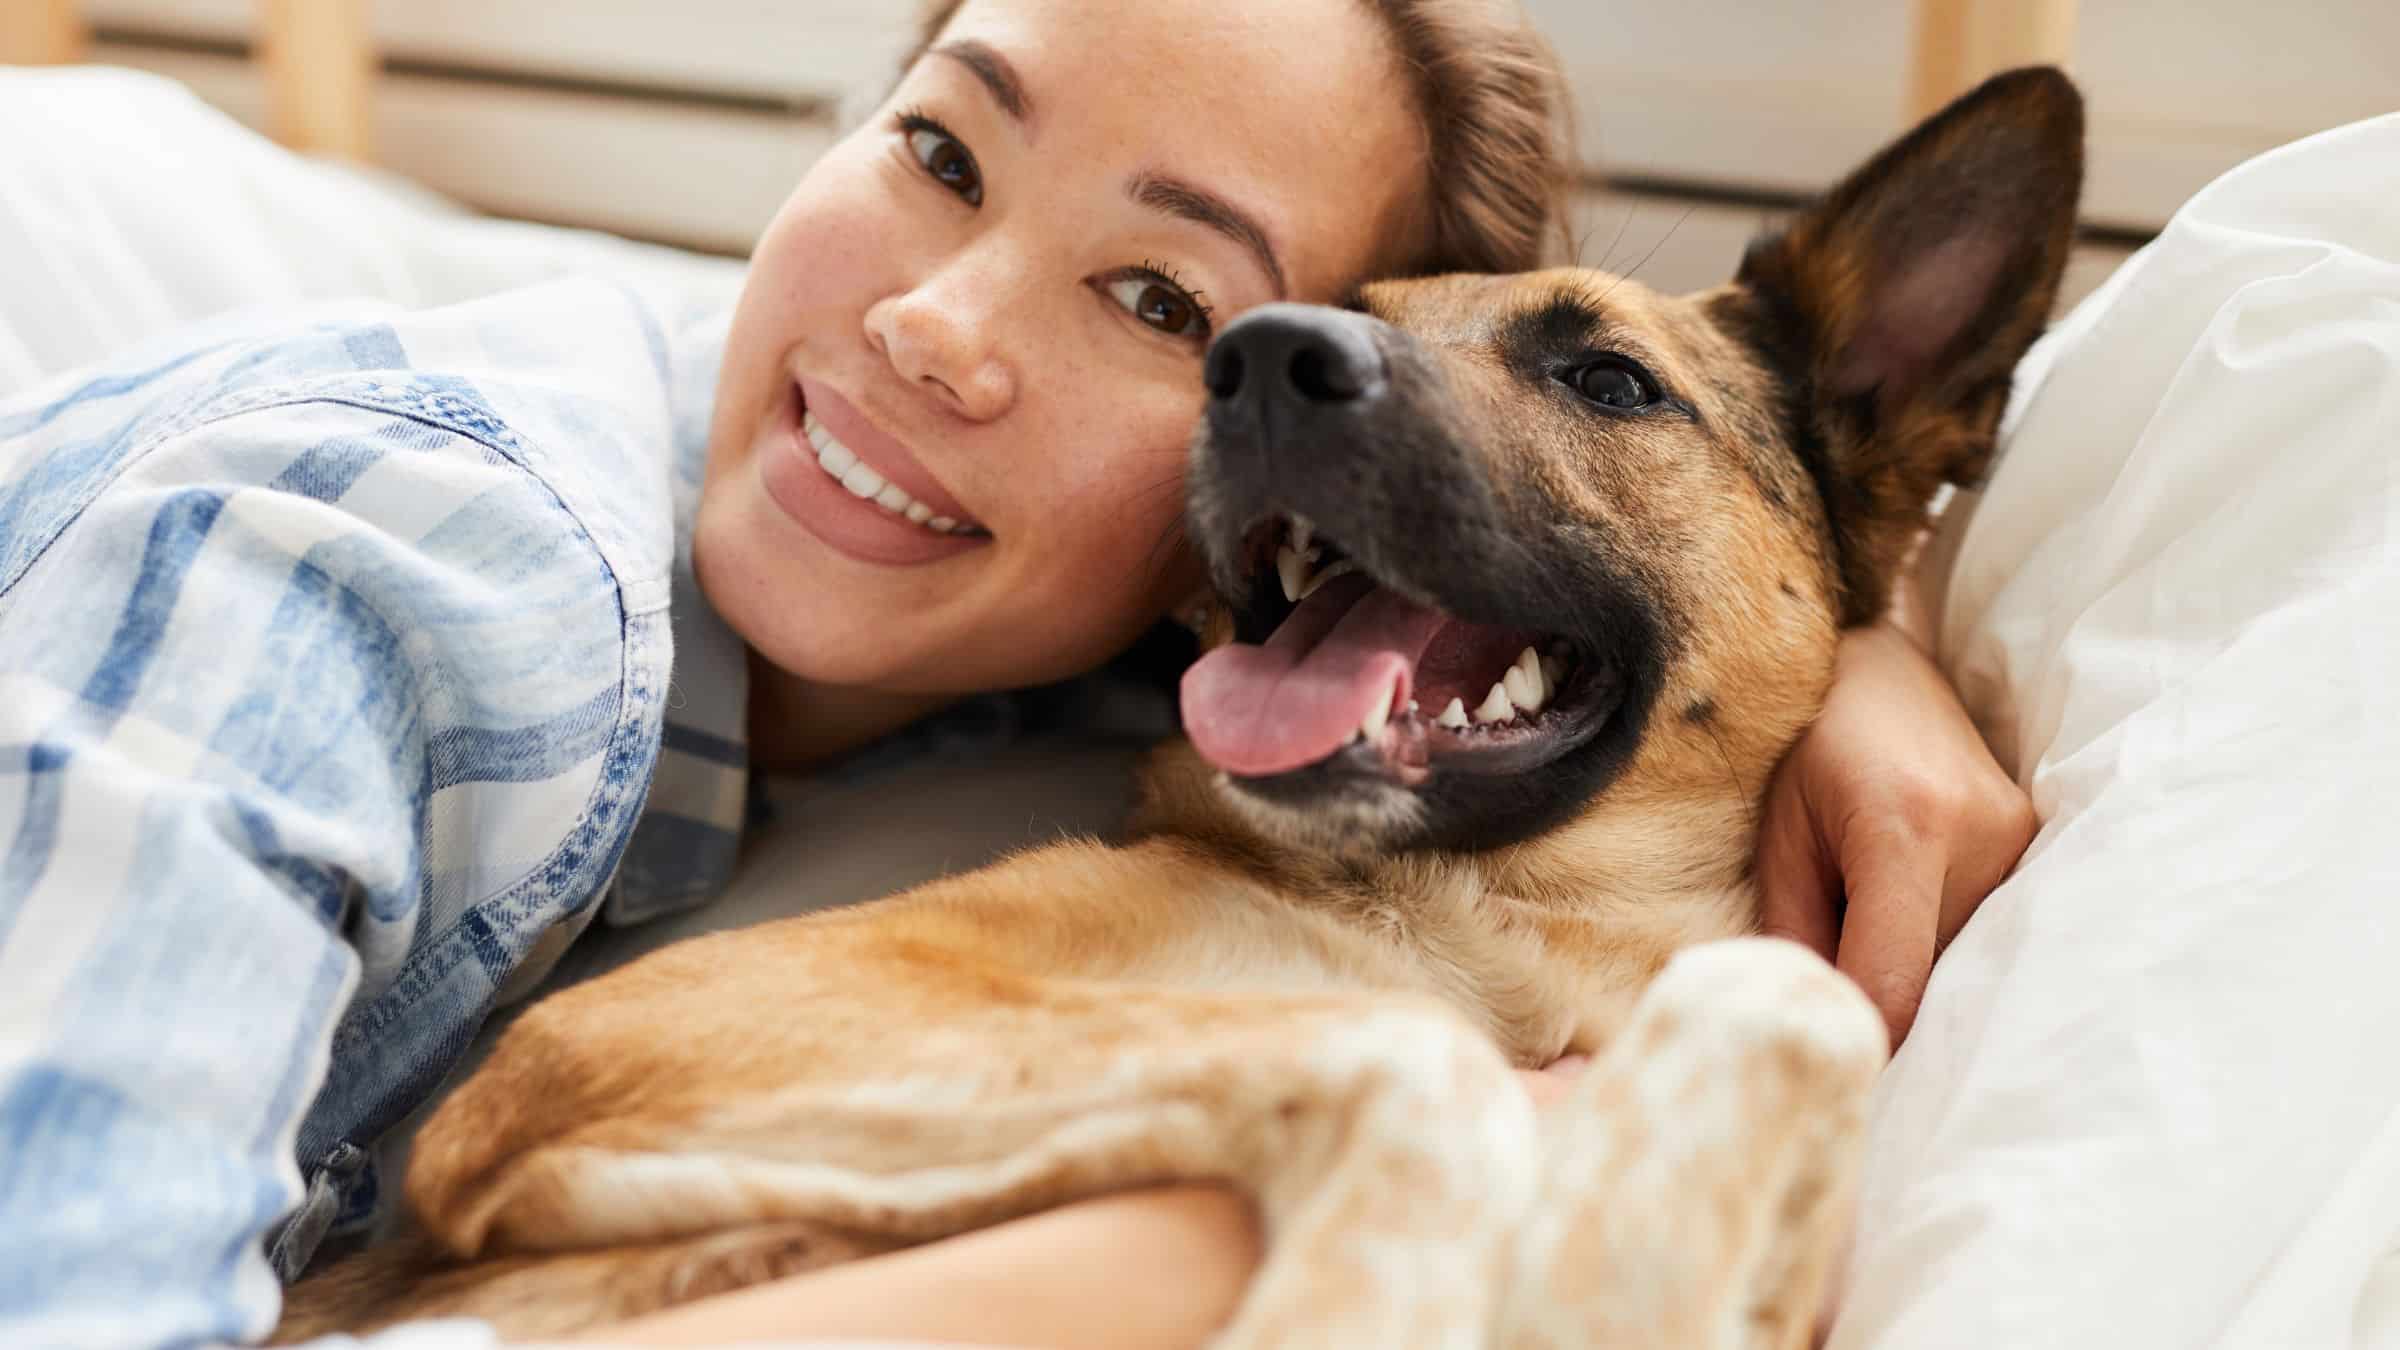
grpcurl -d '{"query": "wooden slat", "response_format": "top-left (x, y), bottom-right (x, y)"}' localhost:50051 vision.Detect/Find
top-left (257, 0), bottom-right (376, 160)
top-left (82, 0), bottom-right (908, 105)
top-left (0, 0), bottom-right (89, 64)
top-left (1907, 0), bottom-right (2079, 119)
top-left (1529, 0), bottom-right (1917, 198)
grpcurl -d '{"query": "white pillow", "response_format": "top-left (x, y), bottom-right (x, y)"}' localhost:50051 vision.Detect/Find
top-left (0, 66), bottom-right (740, 396)
top-left (1835, 113), bottom-right (2400, 1349)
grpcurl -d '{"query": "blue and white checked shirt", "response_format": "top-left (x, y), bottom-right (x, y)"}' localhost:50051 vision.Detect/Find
top-left (0, 279), bottom-right (756, 1349)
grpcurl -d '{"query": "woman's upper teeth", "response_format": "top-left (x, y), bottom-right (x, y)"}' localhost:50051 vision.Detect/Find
top-left (805, 411), bottom-right (971, 535)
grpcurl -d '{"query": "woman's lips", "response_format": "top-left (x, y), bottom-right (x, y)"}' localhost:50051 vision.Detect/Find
top-left (756, 382), bottom-right (991, 567)
top-left (798, 379), bottom-right (982, 530)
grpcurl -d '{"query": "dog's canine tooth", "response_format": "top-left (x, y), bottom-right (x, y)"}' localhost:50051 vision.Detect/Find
top-left (1290, 516), bottom-right (1313, 556)
top-left (1473, 681), bottom-right (1515, 724)
top-left (1361, 682), bottom-right (1396, 740)
top-left (1437, 697), bottom-right (1469, 729)
top-left (1503, 666), bottom-right (1542, 715)
top-left (1277, 546), bottom-right (1308, 603)
top-left (1505, 647), bottom-right (1547, 714)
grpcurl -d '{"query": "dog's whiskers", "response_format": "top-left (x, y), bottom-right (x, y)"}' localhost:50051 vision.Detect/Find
top-left (1599, 206), bottom-right (1698, 306)
top-left (1582, 203), bottom-right (1636, 274)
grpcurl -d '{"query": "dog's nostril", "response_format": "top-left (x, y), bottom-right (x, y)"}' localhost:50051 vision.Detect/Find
top-left (1204, 344), bottom-right (1247, 400)
top-left (1287, 345), bottom-right (1364, 403)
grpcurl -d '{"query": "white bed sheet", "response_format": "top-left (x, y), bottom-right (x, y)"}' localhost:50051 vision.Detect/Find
top-left (1836, 113), bottom-right (2400, 1350)
top-left (0, 67), bottom-right (741, 398)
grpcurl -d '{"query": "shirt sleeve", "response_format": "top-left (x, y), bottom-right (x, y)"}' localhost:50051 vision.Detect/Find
top-left (0, 392), bottom-right (632, 1347)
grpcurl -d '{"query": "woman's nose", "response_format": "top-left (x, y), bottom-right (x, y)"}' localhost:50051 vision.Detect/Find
top-left (865, 262), bottom-right (1019, 423)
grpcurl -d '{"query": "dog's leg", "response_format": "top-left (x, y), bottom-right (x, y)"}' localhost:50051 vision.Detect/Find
top-left (399, 923), bottom-right (1539, 1346)
top-left (1502, 937), bottom-right (1888, 1350)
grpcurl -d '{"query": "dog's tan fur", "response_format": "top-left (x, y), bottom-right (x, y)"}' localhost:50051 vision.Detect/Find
top-left (278, 70), bottom-right (2082, 1348)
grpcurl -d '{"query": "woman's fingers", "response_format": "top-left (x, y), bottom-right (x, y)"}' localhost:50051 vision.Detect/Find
top-left (1757, 769), bottom-right (1844, 961)
top-left (1832, 816), bottom-right (1948, 1048)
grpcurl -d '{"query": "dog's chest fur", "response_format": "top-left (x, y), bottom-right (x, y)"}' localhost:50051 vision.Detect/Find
top-left (1039, 749), bottom-right (1767, 1065)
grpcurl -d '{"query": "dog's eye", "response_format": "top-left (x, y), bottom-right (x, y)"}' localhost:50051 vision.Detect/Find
top-left (1568, 359), bottom-right (1656, 411)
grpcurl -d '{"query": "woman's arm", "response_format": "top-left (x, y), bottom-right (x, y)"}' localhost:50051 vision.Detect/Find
top-left (1754, 541), bottom-right (2038, 1045)
top-left (580, 1067), bottom-right (1587, 1349)
top-left (588, 1186), bottom-right (1260, 1350)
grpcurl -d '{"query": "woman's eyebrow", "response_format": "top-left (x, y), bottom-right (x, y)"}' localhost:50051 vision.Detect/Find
top-left (1130, 173), bottom-right (1290, 299)
top-left (930, 40), bottom-right (1031, 123)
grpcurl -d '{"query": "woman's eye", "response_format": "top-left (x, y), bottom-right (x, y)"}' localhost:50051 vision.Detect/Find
top-left (1569, 359), bottom-right (1656, 410)
top-left (1104, 274), bottom-right (1212, 341)
top-left (905, 122), bottom-right (983, 206)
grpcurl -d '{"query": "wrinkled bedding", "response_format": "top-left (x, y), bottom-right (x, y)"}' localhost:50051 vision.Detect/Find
top-left (1836, 112), bottom-right (2400, 1350)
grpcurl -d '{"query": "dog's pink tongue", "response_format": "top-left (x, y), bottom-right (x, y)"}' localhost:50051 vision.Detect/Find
top-left (1183, 578), bottom-right (1449, 777)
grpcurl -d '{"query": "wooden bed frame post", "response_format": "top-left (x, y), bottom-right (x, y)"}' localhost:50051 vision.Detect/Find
top-left (258, 0), bottom-right (377, 162)
top-left (0, 0), bottom-right (88, 65)
top-left (1908, 0), bottom-right (2080, 119)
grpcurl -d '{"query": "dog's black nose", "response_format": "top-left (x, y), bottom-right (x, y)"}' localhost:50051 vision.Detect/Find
top-left (1205, 304), bottom-right (1386, 411)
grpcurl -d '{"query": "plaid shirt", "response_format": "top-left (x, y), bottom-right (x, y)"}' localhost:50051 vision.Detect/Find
top-left (0, 280), bottom-right (751, 1349)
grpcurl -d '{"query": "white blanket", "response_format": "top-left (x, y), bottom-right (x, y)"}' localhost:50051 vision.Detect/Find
top-left (1837, 113), bottom-right (2400, 1350)
top-left (0, 67), bottom-right (739, 397)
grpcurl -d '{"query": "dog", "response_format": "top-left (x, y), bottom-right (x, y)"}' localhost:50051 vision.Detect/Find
top-left (278, 68), bottom-right (2083, 1348)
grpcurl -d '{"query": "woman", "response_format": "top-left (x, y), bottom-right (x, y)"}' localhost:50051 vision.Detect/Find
top-left (0, 0), bottom-right (2027, 1345)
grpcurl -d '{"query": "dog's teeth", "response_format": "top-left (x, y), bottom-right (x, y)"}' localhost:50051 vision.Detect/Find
top-left (1290, 517), bottom-right (1314, 556)
top-left (1473, 681), bottom-right (1515, 724)
top-left (1299, 559), bottom-right (1357, 600)
top-left (1503, 667), bottom-right (1542, 715)
top-left (1504, 647), bottom-right (1547, 714)
top-left (1437, 697), bottom-right (1469, 729)
top-left (1277, 546), bottom-right (1308, 603)
top-left (1361, 682), bottom-right (1395, 740)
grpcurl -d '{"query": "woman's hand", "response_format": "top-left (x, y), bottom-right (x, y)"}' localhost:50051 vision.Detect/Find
top-left (1756, 622), bottom-right (2038, 1047)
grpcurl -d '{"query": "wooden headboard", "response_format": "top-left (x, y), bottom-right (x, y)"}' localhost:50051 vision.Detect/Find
top-left (5, 1), bottom-right (2388, 283)
top-left (8, 0), bottom-right (902, 255)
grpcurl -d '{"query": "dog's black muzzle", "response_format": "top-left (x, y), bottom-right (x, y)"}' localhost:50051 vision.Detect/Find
top-left (1189, 304), bottom-right (1518, 623)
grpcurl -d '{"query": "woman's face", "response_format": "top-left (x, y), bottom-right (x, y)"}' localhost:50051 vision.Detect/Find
top-left (696, 0), bottom-right (1427, 694)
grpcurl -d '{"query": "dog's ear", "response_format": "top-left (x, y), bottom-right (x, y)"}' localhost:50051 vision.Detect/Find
top-left (1732, 66), bottom-right (2083, 625)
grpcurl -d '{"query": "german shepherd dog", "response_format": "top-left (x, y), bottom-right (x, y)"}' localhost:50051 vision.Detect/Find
top-left (281, 69), bottom-right (2082, 1347)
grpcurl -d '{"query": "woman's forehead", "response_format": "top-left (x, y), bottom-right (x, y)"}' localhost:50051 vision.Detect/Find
top-left (934, 0), bottom-right (1427, 292)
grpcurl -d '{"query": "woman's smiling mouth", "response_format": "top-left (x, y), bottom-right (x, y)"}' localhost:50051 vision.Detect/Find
top-left (758, 379), bottom-right (993, 566)
top-left (803, 410), bottom-right (987, 537)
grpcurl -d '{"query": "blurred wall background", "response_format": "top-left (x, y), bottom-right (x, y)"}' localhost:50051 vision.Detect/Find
top-left (32, 0), bottom-right (2400, 304)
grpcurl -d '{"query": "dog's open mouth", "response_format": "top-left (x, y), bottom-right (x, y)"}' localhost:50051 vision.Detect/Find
top-left (1182, 515), bottom-right (1621, 789)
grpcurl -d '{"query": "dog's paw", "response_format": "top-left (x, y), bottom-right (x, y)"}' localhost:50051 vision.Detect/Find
top-left (1631, 937), bottom-right (1889, 1089)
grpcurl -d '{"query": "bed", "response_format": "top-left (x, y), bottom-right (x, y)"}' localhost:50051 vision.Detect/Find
top-left (6, 42), bottom-right (2399, 1350)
